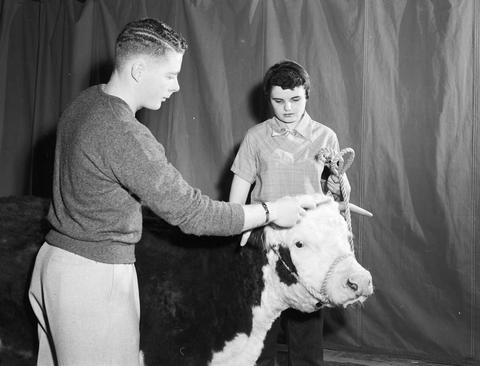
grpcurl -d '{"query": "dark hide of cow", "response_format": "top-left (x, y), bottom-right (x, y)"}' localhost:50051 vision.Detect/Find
top-left (0, 197), bottom-right (290, 365)
top-left (138, 212), bottom-right (269, 366)
top-left (1, 196), bottom-right (372, 366)
top-left (274, 245), bottom-right (298, 286)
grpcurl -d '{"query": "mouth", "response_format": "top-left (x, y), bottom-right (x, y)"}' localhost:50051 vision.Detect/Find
top-left (342, 294), bottom-right (369, 308)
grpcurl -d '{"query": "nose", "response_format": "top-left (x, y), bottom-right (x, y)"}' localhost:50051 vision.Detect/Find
top-left (346, 271), bottom-right (373, 296)
top-left (284, 101), bottom-right (292, 111)
top-left (171, 78), bottom-right (180, 93)
top-left (346, 279), bottom-right (358, 291)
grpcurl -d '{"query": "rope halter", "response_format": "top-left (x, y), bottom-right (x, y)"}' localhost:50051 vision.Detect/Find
top-left (271, 244), bottom-right (353, 308)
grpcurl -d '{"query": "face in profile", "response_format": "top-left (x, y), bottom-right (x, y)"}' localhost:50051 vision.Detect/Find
top-left (139, 50), bottom-right (184, 110)
top-left (269, 85), bottom-right (307, 125)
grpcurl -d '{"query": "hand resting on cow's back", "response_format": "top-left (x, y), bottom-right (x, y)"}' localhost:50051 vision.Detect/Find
top-left (137, 195), bottom-right (373, 366)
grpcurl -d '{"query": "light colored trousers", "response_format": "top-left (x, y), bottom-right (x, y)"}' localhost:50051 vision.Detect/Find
top-left (28, 242), bottom-right (141, 366)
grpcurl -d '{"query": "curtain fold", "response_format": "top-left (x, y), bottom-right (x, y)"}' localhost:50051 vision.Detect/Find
top-left (346, 1), bottom-right (477, 361)
top-left (0, 0), bottom-right (478, 363)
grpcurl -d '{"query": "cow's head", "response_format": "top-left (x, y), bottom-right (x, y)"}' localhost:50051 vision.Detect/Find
top-left (260, 195), bottom-right (373, 313)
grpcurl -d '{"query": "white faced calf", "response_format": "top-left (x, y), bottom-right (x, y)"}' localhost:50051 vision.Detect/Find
top-left (264, 198), bottom-right (372, 311)
top-left (138, 196), bottom-right (372, 366)
top-left (209, 197), bottom-right (373, 366)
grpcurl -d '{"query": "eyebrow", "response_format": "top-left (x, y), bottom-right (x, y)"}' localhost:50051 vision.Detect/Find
top-left (271, 96), bottom-right (302, 100)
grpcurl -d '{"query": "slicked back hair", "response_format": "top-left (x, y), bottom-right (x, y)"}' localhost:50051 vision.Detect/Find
top-left (115, 18), bottom-right (188, 69)
top-left (263, 60), bottom-right (311, 99)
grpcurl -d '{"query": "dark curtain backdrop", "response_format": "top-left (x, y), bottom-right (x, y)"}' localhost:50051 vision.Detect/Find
top-left (0, 0), bottom-right (479, 364)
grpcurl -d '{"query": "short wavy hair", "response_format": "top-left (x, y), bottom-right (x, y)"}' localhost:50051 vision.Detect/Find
top-left (115, 18), bottom-right (188, 68)
top-left (263, 60), bottom-right (311, 99)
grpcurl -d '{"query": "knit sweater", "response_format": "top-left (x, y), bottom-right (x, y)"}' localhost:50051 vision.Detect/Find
top-left (46, 85), bottom-right (244, 264)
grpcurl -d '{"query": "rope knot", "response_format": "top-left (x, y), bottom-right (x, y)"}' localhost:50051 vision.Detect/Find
top-left (315, 147), bottom-right (355, 177)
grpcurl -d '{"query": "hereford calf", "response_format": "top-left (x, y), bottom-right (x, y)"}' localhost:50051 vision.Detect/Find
top-left (0, 196), bottom-right (372, 365)
top-left (137, 196), bottom-right (373, 366)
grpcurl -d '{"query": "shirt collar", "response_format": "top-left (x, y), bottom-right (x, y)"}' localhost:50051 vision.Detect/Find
top-left (270, 112), bottom-right (314, 141)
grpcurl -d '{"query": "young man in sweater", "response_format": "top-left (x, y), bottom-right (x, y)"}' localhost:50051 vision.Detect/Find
top-left (28, 19), bottom-right (318, 366)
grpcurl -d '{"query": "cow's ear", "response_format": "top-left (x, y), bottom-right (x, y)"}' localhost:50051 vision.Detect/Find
top-left (245, 227), bottom-right (266, 250)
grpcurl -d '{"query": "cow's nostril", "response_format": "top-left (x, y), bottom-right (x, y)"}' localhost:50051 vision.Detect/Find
top-left (347, 279), bottom-right (358, 292)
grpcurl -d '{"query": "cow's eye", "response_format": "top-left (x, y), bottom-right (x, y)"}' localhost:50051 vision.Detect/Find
top-left (295, 241), bottom-right (303, 248)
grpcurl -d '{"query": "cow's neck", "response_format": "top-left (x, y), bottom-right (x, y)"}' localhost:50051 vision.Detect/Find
top-left (209, 253), bottom-right (288, 366)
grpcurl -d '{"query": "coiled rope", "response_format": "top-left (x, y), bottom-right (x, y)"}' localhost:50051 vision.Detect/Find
top-left (315, 147), bottom-right (356, 251)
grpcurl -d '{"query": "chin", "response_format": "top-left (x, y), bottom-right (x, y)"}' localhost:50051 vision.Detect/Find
top-left (145, 102), bottom-right (162, 111)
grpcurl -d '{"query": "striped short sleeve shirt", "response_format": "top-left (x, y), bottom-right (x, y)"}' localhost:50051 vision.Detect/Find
top-left (231, 112), bottom-right (341, 203)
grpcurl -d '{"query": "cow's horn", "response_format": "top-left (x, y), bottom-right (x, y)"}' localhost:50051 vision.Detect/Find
top-left (349, 203), bottom-right (373, 217)
top-left (339, 202), bottom-right (373, 217)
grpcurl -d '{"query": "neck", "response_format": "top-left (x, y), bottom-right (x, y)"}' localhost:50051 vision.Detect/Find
top-left (104, 72), bottom-right (139, 113)
top-left (286, 120), bottom-right (300, 131)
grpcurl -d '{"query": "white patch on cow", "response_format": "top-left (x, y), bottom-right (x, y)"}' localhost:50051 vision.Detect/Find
top-left (209, 254), bottom-right (286, 366)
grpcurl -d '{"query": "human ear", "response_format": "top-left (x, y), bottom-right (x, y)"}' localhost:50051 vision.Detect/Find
top-left (131, 61), bottom-right (144, 82)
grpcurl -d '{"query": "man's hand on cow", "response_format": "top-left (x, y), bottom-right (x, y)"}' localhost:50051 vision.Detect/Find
top-left (268, 194), bottom-right (327, 228)
top-left (267, 196), bottom-right (302, 227)
top-left (240, 194), bottom-right (328, 246)
top-left (241, 194), bottom-right (335, 233)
